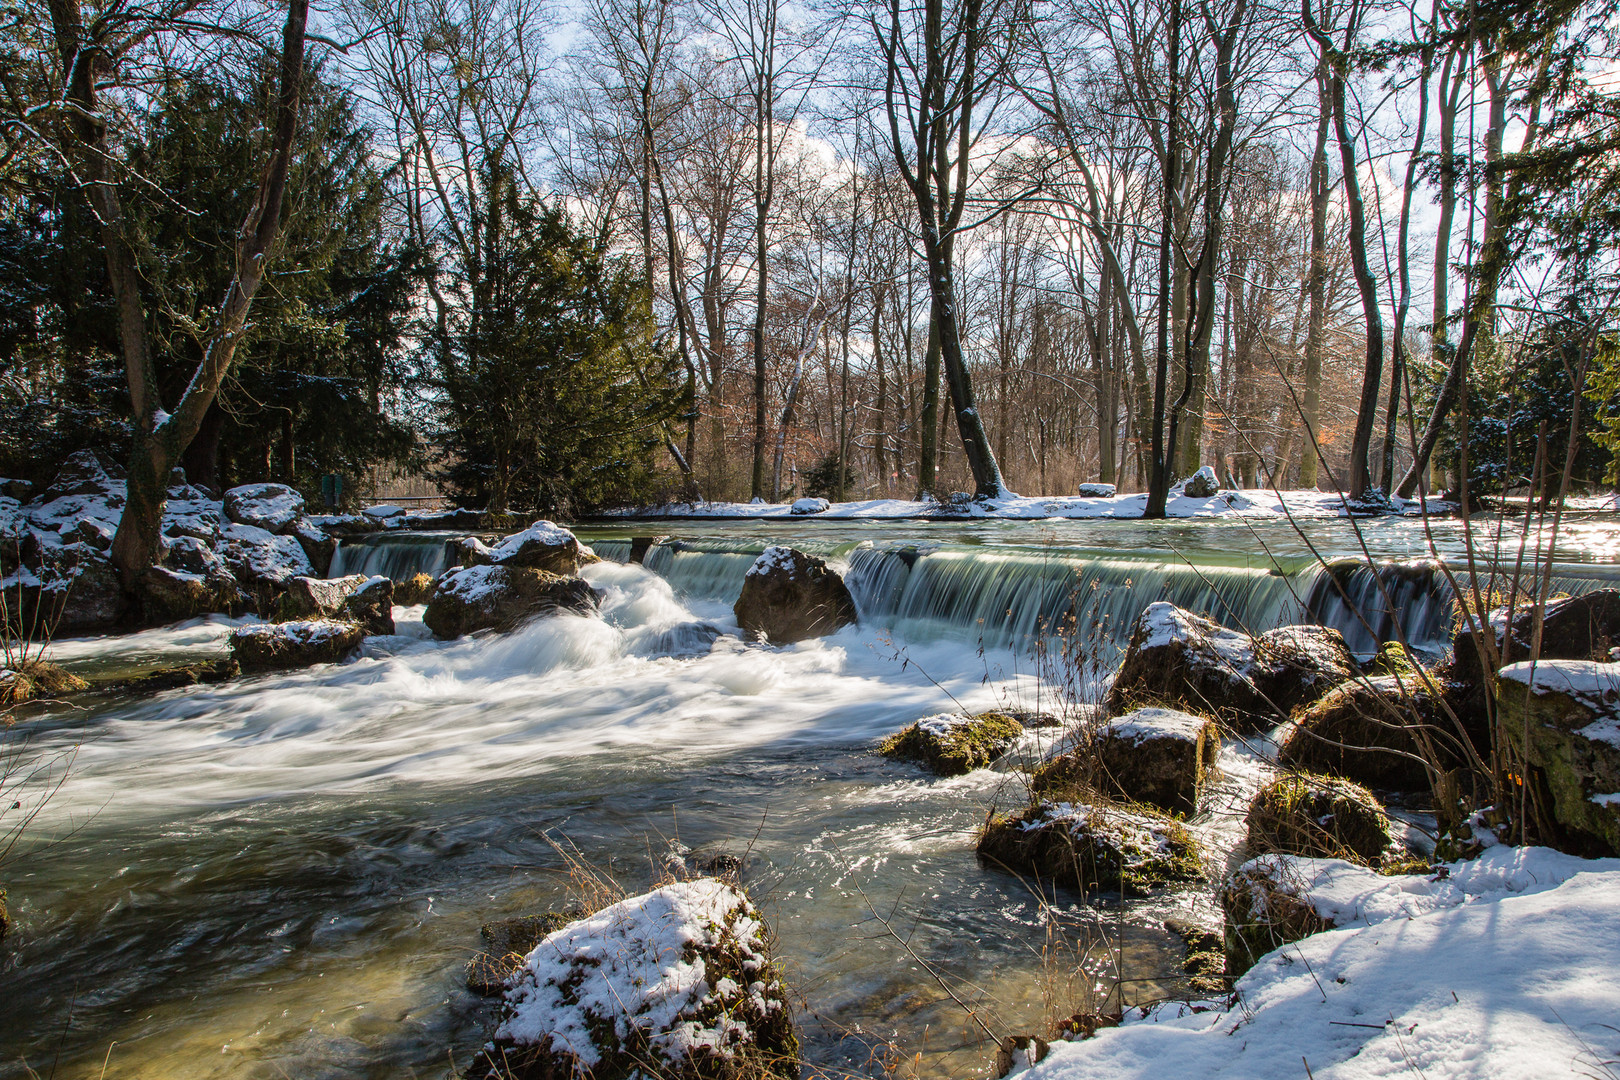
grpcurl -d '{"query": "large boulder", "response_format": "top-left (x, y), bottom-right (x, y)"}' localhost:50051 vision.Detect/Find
top-left (469, 879), bottom-right (798, 1080)
top-left (344, 576), bottom-right (395, 636)
top-left (977, 800), bottom-right (1203, 895)
top-left (461, 521), bottom-right (585, 575)
top-left (1453, 590), bottom-right (1620, 692)
top-left (878, 711), bottom-right (1025, 775)
top-left (223, 483), bottom-right (305, 534)
top-left (1104, 603), bottom-right (1356, 730)
top-left (1182, 465), bottom-right (1220, 498)
top-left (138, 565), bottom-right (240, 624)
top-left (733, 546), bottom-right (857, 644)
top-left (38, 449), bottom-right (123, 499)
top-left (1279, 675), bottom-right (1460, 790)
top-left (218, 522), bottom-right (316, 592)
top-left (423, 564), bottom-right (597, 639)
top-left (790, 497), bottom-right (829, 515)
top-left (287, 516), bottom-right (336, 577)
top-left (4, 544), bottom-right (127, 636)
top-left (276, 574), bottom-right (366, 621)
top-left (1498, 660), bottom-right (1620, 855)
top-left (1091, 708), bottom-right (1219, 817)
top-left (1245, 774), bottom-right (1391, 864)
top-left (229, 619), bottom-right (364, 671)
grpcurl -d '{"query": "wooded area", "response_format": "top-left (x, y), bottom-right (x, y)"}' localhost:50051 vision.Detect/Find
top-left (1, 0), bottom-right (1618, 564)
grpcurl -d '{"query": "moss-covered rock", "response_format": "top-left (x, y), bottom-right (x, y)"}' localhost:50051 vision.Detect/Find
top-left (1104, 603), bottom-right (1356, 731)
top-left (1497, 660), bottom-right (1620, 855)
top-left (878, 711), bottom-right (1025, 775)
top-left (1279, 675), bottom-right (1452, 790)
top-left (0, 886), bottom-right (10, 943)
top-left (0, 659), bottom-right (88, 704)
top-left (1219, 856), bottom-right (1332, 978)
top-left (469, 878), bottom-right (798, 1080)
top-left (1246, 774), bottom-right (1390, 863)
top-left (466, 912), bottom-right (579, 996)
top-left (117, 658), bottom-right (239, 693)
top-left (733, 547), bottom-right (857, 644)
top-left (977, 798), bottom-right (1203, 895)
top-left (229, 619), bottom-right (364, 671)
top-left (1165, 918), bottom-right (1227, 995)
top-left (1094, 708), bottom-right (1219, 816)
top-left (395, 572), bottom-right (436, 606)
top-left (1369, 641), bottom-right (1423, 679)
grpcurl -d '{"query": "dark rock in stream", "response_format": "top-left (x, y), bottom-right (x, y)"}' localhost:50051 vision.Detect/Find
top-left (465, 912), bottom-right (578, 996)
top-left (1246, 773), bottom-right (1391, 864)
top-left (977, 800), bottom-right (1203, 895)
top-left (879, 711), bottom-right (1025, 776)
top-left (733, 546), bottom-right (857, 643)
top-left (117, 658), bottom-right (240, 693)
top-left (423, 565), bottom-right (597, 639)
top-left (229, 618), bottom-right (364, 670)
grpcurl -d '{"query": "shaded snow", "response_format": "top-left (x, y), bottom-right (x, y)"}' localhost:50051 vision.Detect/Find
top-left (745, 545), bottom-right (798, 579)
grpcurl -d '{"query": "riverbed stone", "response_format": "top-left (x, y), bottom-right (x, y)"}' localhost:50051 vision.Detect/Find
top-left (1105, 603), bottom-right (1356, 730)
top-left (733, 546), bottom-right (857, 644)
top-left (878, 711), bottom-right (1025, 775)
top-left (423, 564), bottom-right (597, 639)
top-left (1219, 855), bottom-right (1333, 978)
top-left (276, 574), bottom-right (368, 622)
top-left (977, 800), bottom-right (1203, 895)
top-left (0, 660), bottom-right (88, 704)
top-left (1093, 708), bottom-right (1219, 816)
top-left (117, 658), bottom-right (239, 693)
top-left (345, 576), bottom-right (395, 636)
top-left (790, 497), bottom-right (829, 515)
top-left (469, 879), bottom-right (798, 1080)
top-left (223, 482), bottom-right (305, 534)
top-left (229, 618), bottom-right (364, 671)
top-left (138, 565), bottom-right (240, 624)
top-left (1246, 774), bottom-right (1391, 864)
top-left (1279, 675), bottom-right (1453, 790)
top-left (1497, 660), bottom-right (1620, 855)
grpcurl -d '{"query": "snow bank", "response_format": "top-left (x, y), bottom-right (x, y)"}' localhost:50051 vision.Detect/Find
top-left (1016, 845), bottom-right (1620, 1080)
top-left (606, 489), bottom-right (1448, 521)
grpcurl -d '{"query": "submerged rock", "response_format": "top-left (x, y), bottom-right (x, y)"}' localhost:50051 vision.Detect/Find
top-left (977, 800), bottom-right (1203, 895)
top-left (1279, 675), bottom-right (1452, 790)
top-left (423, 564), bottom-right (597, 639)
top-left (1104, 603), bottom-right (1356, 730)
top-left (879, 711), bottom-right (1025, 776)
top-left (229, 618), bottom-right (364, 671)
top-left (1246, 774), bottom-right (1390, 864)
top-left (1498, 660), bottom-right (1620, 855)
top-left (1092, 708), bottom-right (1219, 817)
top-left (469, 878), bottom-right (798, 1080)
top-left (733, 546), bottom-right (857, 644)
top-left (223, 482), bottom-right (305, 534)
top-left (118, 658), bottom-right (239, 693)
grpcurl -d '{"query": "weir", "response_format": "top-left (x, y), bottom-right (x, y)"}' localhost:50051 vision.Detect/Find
top-left (330, 529), bottom-right (1620, 657)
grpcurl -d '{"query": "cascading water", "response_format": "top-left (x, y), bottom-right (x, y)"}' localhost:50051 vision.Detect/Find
top-left (328, 531), bottom-right (458, 579)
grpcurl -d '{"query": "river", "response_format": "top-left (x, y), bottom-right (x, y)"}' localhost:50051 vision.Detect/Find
top-left (3, 514), bottom-right (1617, 1079)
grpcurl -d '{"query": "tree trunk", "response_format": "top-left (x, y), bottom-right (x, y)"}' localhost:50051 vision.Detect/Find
top-left (1299, 68), bottom-right (1332, 490)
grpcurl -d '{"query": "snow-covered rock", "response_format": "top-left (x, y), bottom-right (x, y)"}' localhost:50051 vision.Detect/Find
top-left (218, 522), bottom-right (316, 588)
top-left (223, 483), bottom-right (305, 534)
top-left (1498, 660), bottom-right (1620, 855)
top-left (790, 497), bottom-right (829, 515)
top-left (137, 565), bottom-right (240, 623)
top-left (423, 564), bottom-right (598, 639)
top-left (1076, 482), bottom-right (1116, 498)
top-left (1245, 774), bottom-right (1391, 864)
top-left (977, 800), bottom-right (1203, 895)
top-left (229, 618), bottom-right (363, 671)
top-left (470, 879), bottom-right (797, 1080)
top-left (1182, 465), bottom-right (1220, 498)
top-left (1451, 589), bottom-right (1620, 698)
top-left (287, 516), bottom-right (336, 576)
top-left (461, 520), bottom-right (584, 575)
top-left (271, 573), bottom-right (392, 635)
top-left (879, 711), bottom-right (1026, 776)
top-left (733, 546), bottom-right (857, 644)
top-left (1094, 707), bottom-right (1219, 816)
top-left (1105, 603), bottom-right (1356, 730)
top-left (362, 503), bottom-right (405, 521)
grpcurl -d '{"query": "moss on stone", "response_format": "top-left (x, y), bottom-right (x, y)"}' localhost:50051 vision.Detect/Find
top-left (466, 912), bottom-right (579, 996)
top-left (1369, 641), bottom-right (1422, 679)
top-left (878, 711), bottom-right (1025, 776)
top-left (0, 660), bottom-right (88, 705)
top-left (1246, 774), bottom-right (1391, 864)
top-left (977, 796), bottom-right (1204, 895)
top-left (1219, 860), bottom-right (1331, 979)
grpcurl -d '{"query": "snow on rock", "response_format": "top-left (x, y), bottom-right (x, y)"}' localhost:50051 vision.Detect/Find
top-left (879, 711), bottom-right (1026, 776)
top-left (1114, 847), bottom-right (1620, 1080)
top-left (1106, 603), bottom-right (1356, 731)
top-left (463, 520), bottom-right (584, 574)
top-left (978, 799), bottom-right (1203, 895)
top-left (1076, 482), bottom-right (1117, 497)
top-left (1182, 465), bottom-right (1220, 498)
top-left (474, 878), bottom-right (796, 1080)
top-left (229, 617), bottom-right (364, 671)
top-left (423, 563), bottom-right (598, 639)
top-left (734, 547), bottom-right (857, 643)
top-left (790, 497), bottom-right (830, 515)
top-left (223, 483), bottom-right (305, 534)
top-left (362, 503), bottom-right (406, 520)
top-left (1095, 707), bottom-right (1219, 816)
top-left (218, 522), bottom-right (316, 587)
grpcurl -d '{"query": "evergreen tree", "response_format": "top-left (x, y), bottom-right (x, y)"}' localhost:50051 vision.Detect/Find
top-left (434, 169), bottom-right (684, 515)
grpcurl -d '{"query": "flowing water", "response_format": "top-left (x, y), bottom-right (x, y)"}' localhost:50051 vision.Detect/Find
top-left (4, 514), bottom-right (1619, 1079)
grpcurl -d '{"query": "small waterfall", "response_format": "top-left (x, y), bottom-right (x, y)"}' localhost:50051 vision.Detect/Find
top-left (328, 533), bottom-right (457, 580)
top-left (592, 539), bottom-right (633, 563)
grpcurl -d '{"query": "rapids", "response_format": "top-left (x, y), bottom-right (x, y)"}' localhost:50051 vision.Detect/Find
top-left (3, 514), bottom-right (1618, 1079)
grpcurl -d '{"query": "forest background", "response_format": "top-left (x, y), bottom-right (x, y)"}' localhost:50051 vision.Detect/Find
top-left (1, 0), bottom-right (1617, 522)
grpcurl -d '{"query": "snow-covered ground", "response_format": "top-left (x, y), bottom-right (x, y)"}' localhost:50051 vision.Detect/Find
top-left (605, 489), bottom-right (1450, 521)
top-left (1015, 844), bottom-right (1620, 1080)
